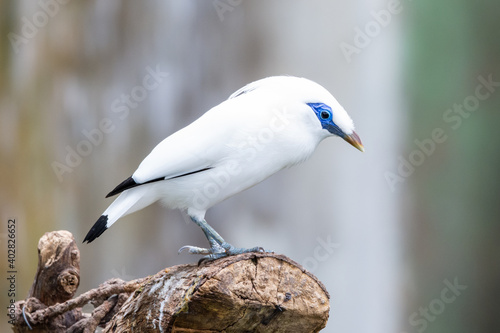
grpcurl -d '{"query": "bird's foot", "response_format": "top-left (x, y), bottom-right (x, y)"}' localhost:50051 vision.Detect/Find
top-left (181, 216), bottom-right (268, 261)
top-left (220, 242), bottom-right (266, 256)
top-left (178, 242), bottom-right (266, 261)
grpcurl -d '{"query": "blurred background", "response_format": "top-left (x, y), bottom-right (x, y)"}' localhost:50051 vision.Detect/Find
top-left (1, 0), bottom-right (499, 332)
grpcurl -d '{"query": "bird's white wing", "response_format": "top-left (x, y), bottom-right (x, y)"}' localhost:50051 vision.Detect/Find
top-left (132, 101), bottom-right (242, 184)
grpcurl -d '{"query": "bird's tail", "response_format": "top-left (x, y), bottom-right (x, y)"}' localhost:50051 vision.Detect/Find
top-left (83, 186), bottom-right (157, 243)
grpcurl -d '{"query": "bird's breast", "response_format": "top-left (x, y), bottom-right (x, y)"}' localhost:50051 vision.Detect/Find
top-left (155, 133), bottom-right (317, 213)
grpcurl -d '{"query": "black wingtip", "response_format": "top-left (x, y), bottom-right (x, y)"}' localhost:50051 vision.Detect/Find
top-left (106, 176), bottom-right (137, 198)
top-left (83, 215), bottom-right (108, 243)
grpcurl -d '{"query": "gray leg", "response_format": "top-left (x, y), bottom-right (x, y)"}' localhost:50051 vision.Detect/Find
top-left (190, 216), bottom-right (225, 244)
top-left (178, 216), bottom-right (266, 260)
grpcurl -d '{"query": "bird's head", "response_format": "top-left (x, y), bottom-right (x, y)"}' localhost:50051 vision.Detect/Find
top-left (231, 76), bottom-right (364, 152)
top-left (306, 101), bottom-right (364, 152)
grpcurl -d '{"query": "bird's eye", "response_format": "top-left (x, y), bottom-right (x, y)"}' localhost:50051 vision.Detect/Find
top-left (320, 110), bottom-right (331, 120)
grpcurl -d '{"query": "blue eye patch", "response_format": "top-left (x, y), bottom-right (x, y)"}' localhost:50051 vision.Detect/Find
top-left (307, 103), bottom-right (345, 138)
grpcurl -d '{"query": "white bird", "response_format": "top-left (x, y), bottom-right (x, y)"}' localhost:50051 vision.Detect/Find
top-left (84, 76), bottom-right (364, 259)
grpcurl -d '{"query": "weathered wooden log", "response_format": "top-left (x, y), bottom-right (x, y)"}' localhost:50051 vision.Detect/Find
top-left (12, 230), bottom-right (83, 333)
top-left (13, 277), bottom-right (145, 333)
top-left (105, 252), bottom-right (330, 332)
top-left (11, 231), bottom-right (330, 332)
top-left (29, 230), bottom-right (81, 305)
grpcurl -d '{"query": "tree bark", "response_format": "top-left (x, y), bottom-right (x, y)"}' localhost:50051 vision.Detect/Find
top-left (105, 252), bottom-right (330, 333)
top-left (12, 230), bottom-right (83, 333)
top-left (11, 231), bottom-right (330, 332)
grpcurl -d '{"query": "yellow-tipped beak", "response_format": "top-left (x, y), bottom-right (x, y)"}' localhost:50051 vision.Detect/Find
top-left (343, 131), bottom-right (364, 152)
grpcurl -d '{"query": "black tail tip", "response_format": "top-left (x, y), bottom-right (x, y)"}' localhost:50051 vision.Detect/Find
top-left (83, 215), bottom-right (108, 244)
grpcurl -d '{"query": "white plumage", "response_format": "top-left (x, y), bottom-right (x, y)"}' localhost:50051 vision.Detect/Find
top-left (84, 76), bottom-right (363, 258)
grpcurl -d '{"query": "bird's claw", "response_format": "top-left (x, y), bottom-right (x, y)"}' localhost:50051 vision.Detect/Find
top-left (221, 243), bottom-right (267, 255)
top-left (178, 242), bottom-right (266, 261)
top-left (178, 245), bottom-right (214, 255)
